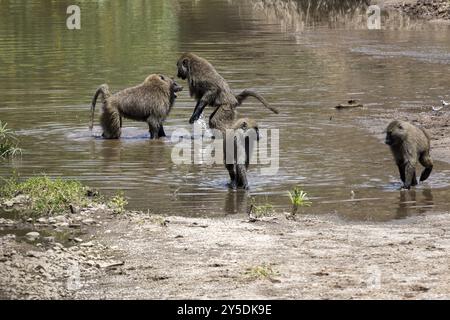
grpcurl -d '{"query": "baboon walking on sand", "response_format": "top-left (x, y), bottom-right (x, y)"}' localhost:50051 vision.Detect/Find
top-left (90, 74), bottom-right (183, 139)
top-left (176, 52), bottom-right (279, 130)
top-left (385, 120), bottom-right (433, 189)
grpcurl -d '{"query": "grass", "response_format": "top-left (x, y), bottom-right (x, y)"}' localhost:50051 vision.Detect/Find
top-left (245, 264), bottom-right (279, 281)
top-left (108, 191), bottom-right (128, 214)
top-left (288, 187), bottom-right (312, 216)
top-left (0, 174), bottom-right (99, 216)
top-left (248, 198), bottom-right (274, 218)
top-left (0, 121), bottom-right (22, 159)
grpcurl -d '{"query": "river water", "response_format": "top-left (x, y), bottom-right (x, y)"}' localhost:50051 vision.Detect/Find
top-left (1, 0), bottom-right (450, 221)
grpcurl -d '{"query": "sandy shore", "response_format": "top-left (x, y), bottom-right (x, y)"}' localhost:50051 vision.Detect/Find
top-left (2, 209), bottom-right (449, 299)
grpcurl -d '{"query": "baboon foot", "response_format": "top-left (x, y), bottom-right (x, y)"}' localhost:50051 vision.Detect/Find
top-left (228, 181), bottom-right (237, 190)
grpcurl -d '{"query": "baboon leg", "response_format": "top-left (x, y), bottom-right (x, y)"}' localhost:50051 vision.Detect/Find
top-left (226, 164), bottom-right (237, 189)
top-left (411, 171), bottom-right (418, 186)
top-left (419, 153), bottom-right (433, 182)
top-left (236, 164), bottom-right (249, 190)
top-left (147, 118), bottom-right (161, 139)
top-left (397, 163), bottom-right (406, 183)
top-left (403, 162), bottom-right (417, 189)
top-left (158, 125), bottom-right (166, 138)
top-left (120, 116), bottom-right (123, 128)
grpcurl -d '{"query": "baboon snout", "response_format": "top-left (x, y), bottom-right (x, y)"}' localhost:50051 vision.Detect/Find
top-left (385, 134), bottom-right (393, 145)
top-left (173, 83), bottom-right (183, 92)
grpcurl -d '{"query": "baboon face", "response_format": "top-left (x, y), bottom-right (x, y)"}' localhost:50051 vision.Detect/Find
top-left (385, 120), bottom-right (407, 146)
top-left (176, 56), bottom-right (189, 80)
top-left (160, 75), bottom-right (183, 97)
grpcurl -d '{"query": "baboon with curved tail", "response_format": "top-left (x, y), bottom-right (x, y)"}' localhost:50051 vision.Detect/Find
top-left (176, 52), bottom-right (279, 130)
top-left (90, 74), bottom-right (183, 139)
top-left (385, 120), bottom-right (433, 190)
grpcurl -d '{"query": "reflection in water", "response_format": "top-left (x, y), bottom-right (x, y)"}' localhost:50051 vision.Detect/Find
top-left (246, 0), bottom-right (435, 31)
top-left (0, 0), bottom-right (450, 221)
top-left (396, 189), bottom-right (434, 219)
top-left (224, 191), bottom-right (248, 215)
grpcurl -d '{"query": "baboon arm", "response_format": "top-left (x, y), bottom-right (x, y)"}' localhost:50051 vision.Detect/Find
top-left (397, 163), bottom-right (406, 183)
top-left (189, 89), bottom-right (218, 123)
top-left (419, 153), bottom-right (433, 182)
top-left (403, 162), bottom-right (417, 189)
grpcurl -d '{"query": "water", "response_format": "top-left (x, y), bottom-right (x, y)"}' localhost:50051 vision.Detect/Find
top-left (1, 0), bottom-right (450, 221)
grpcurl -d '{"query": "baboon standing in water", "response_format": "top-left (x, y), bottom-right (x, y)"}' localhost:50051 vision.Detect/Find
top-left (90, 74), bottom-right (183, 139)
top-left (223, 117), bottom-right (260, 189)
top-left (176, 52), bottom-right (279, 130)
top-left (385, 120), bottom-right (433, 189)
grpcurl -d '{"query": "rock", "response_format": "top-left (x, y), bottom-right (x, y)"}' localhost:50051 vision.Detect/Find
top-left (96, 261), bottom-right (125, 269)
top-left (79, 241), bottom-right (94, 247)
top-left (26, 251), bottom-right (43, 258)
top-left (54, 216), bottom-right (67, 223)
top-left (69, 204), bottom-right (80, 214)
top-left (37, 218), bottom-right (48, 224)
top-left (42, 236), bottom-right (55, 243)
top-left (26, 218), bottom-right (33, 223)
top-left (82, 218), bottom-right (95, 225)
top-left (3, 200), bottom-right (14, 207)
top-left (25, 232), bottom-right (40, 241)
top-left (73, 238), bottom-right (83, 243)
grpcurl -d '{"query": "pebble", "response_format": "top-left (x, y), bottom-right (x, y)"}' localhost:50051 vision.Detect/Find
top-left (25, 232), bottom-right (40, 241)
top-left (82, 218), bottom-right (95, 225)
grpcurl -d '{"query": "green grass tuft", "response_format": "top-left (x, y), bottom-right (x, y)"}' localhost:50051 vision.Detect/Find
top-left (0, 175), bottom-right (98, 216)
top-left (108, 191), bottom-right (128, 214)
top-left (245, 264), bottom-right (279, 280)
top-left (0, 121), bottom-right (22, 159)
top-left (288, 187), bottom-right (312, 215)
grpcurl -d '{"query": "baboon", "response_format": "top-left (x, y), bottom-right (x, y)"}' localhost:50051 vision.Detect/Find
top-left (176, 52), bottom-right (279, 130)
top-left (90, 74), bottom-right (183, 139)
top-left (222, 117), bottom-right (260, 190)
top-left (385, 120), bottom-right (433, 189)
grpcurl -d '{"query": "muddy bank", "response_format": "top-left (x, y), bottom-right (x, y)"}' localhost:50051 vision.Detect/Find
top-left (378, 0), bottom-right (450, 22)
top-left (1, 200), bottom-right (449, 299)
top-left (71, 211), bottom-right (450, 299)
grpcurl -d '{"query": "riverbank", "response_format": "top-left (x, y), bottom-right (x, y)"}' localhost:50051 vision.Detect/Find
top-left (377, 0), bottom-right (450, 23)
top-left (1, 204), bottom-right (449, 299)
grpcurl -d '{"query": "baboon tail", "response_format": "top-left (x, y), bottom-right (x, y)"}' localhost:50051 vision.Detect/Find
top-left (90, 84), bottom-right (110, 130)
top-left (235, 90), bottom-right (279, 114)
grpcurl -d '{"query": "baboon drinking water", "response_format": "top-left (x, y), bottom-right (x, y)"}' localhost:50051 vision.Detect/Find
top-left (90, 74), bottom-right (183, 139)
top-left (385, 120), bottom-right (433, 189)
top-left (176, 52), bottom-right (279, 130)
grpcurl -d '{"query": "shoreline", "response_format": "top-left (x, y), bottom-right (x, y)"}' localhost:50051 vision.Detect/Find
top-left (375, 0), bottom-right (450, 23)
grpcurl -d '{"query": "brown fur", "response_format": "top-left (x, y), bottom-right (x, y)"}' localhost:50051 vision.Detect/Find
top-left (385, 120), bottom-right (433, 189)
top-left (223, 117), bottom-right (259, 190)
top-left (90, 74), bottom-right (182, 139)
top-left (176, 52), bottom-right (278, 130)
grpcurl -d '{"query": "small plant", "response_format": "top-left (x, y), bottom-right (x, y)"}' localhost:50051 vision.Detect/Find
top-left (0, 121), bottom-right (22, 159)
top-left (288, 187), bottom-right (312, 216)
top-left (108, 191), bottom-right (128, 214)
top-left (248, 197), bottom-right (274, 218)
top-left (245, 264), bottom-right (279, 281)
top-left (0, 175), bottom-right (94, 216)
